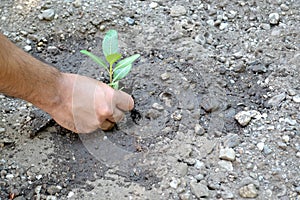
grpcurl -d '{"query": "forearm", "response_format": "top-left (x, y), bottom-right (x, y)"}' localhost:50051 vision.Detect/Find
top-left (0, 33), bottom-right (62, 111)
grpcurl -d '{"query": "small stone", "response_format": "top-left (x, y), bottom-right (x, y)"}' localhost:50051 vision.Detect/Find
top-left (194, 124), bottom-right (205, 136)
top-left (152, 103), bottom-right (164, 111)
top-left (233, 51), bottom-right (243, 59)
top-left (194, 160), bottom-right (205, 170)
top-left (47, 185), bottom-right (62, 195)
top-left (292, 95), bottom-right (300, 103)
top-left (170, 5), bottom-right (186, 17)
top-left (277, 142), bottom-right (287, 150)
top-left (235, 110), bottom-right (260, 126)
top-left (172, 111), bottom-right (182, 121)
top-left (73, 0), bottom-right (82, 8)
top-left (35, 185), bottom-right (42, 194)
top-left (223, 134), bottom-right (241, 148)
top-left (99, 25), bottom-right (106, 31)
top-left (195, 34), bottom-right (206, 45)
top-left (260, 23), bottom-right (271, 30)
top-left (0, 94), bottom-right (5, 99)
top-left (39, 9), bottom-right (55, 21)
top-left (257, 142), bottom-right (264, 151)
top-left (0, 127), bottom-right (5, 133)
top-left (149, 2), bottom-right (158, 9)
top-left (190, 181), bottom-right (209, 198)
top-left (170, 177), bottom-right (180, 189)
top-left (125, 17), bottom-right (135, 25)
top-left (67, 191), bottom-right (75, 198)
top-left (282, 135), bottom-right (290, 143)
top-left (179, 193), bottom-right (191, 200)
top-left (219, 22), bottom-right (228, 30)
top-left (195, 174), bottom-right (204, 181)
top-left (145, 109), bottom-right (161, 120)
top-left (46, 196), bottom-right (57, 200)
top-left (219, 147), bottom-right (235, 161)
top-left (176, 162), bottom-right (188, 177)
top-left (6, 174), bottom-right (14, 179)
top-left (24, 45), bottom-right (32, 52)
top-left (296, 152), bottom-right (300, 158)
top-left (263, 145), bottom-right (272, 155)
top-left (269, 13), bottom-right (280, 25)
top-left (280, 4), bottom-right (289, 11)
top-left (287, 88), bottom-right (296, 96)
top-left (200, 96), bottom-right (220, 112)
top-left (239, 184), bottom-right (258, 198)
top-left (264, 93), bottom-right (286, 107)
top-left (218, 160), bottom-right (233, 171)
top-left (161, 72), bottom-right (170, 80)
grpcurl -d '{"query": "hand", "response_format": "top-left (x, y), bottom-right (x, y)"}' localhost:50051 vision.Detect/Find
top-left (48, 73), bottom-right (134, 133)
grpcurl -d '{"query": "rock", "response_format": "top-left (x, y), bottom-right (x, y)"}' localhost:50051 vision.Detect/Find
top-left (239, 184), bottom-right (258, 198)
top-left (195, 34), bottom-right (206, 45)
top-left (0, 127), bottom-right (5, 133)
top-left (249, 63), bottom-right (267, 73)
top-left (280, 4), bottom-right (289, 11)
top-left (269, 13), bottom-right (280, 25)
top-left (287, 88), bottom-right (296, 96)
top-left (223, 134), bottom-right (241, 148)
top-left (263, 145), bottom-right (272, 155)
top-left (295, 186), bottom-right (300, 193)
top-left (39, 9), bottom-right (55, 21)
top-left (257, 142), bottom-right (264, 151)
top-left (200, 96), bottom-right (220, 112)
top-left (14, 197), bottom-right (26, 200)
top-left (149, 2), bottom-right (158, 9)
top-left (292, 95), bottom-right (300, 103)
top-left (264, 93), bottom-right (286, 107)
top-left (46, 196), bottom-right (57, 200)
top-left (219, 22), bottom-right (228, 30)
top-left (47, 185), bottom-right (62, 195)
top-left (219, 147), bottom-right (235, 161)
top-left (170, 5), bottom-right (186, 17)
top-left (152, 103), bottom-right (164, 111)
top-left (170, 177), bottom-right (180, 189)
top-left (67, 191), bottom-right (75, 198)
top-left (190, 181), bottom-right (209, 198)
top-left (145, 109), bottom-right (161, 119)
top-left (175, 162), bottom-right (188, 177)
top-left (194, 174), bottom-right (204, 181)
top-left (161, 73), bottom-right (170, 80)
top-left (172, 111), bottom-right (182, 121)
top-left (194, 160), bottom-right (205, 170)
top-left (194, 124), bottom-right (205, 136)
top-left (124, 17), bottom-right (135, 25)
top-left (24, 45), bottom-right (32, 52)
top-left (73, 0), bottom-right (82, 8)
top-left (0, 94), bottom-right (5, 99)
top-left (218, 160), bottom-right (233, 171)
top-left (179, 192), bottom-right (191, 200)
top-left (282, 135), bottom-right (290, 143)
top-left (234, 110), bottom-right (260, 126)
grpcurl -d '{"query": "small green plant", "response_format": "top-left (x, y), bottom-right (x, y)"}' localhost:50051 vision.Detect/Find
top-left (80, 30), bottom-right (140, 90)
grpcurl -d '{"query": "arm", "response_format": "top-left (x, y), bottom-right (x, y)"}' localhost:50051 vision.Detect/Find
top-left (0, 33), bottom-right (134, 133)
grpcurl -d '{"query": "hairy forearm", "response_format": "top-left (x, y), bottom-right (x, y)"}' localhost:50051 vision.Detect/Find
top-left (0, 33), bottom-right (62, 111)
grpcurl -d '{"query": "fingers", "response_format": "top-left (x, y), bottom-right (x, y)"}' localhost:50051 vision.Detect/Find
top-left (107, 108), bottom-right (124, 123)
top-left (113, 90), bottom-right (134, 111)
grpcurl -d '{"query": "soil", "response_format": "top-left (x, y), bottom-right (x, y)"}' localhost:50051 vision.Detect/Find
top-left (0, 0), bottom-right (300, 199)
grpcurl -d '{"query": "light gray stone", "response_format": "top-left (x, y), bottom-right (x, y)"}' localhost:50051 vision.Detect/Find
top-left (219, 147), bottom-right (235, 161)
top-left (218, 160), bottom-right (233, 171)
top-left (190, 181), bottom-right (209, 198)
top-left (234, 110), bottom-right (260, 126)
top-left (269, 13), bottom-right (280, 25)
top-left (239, 184), bottom-right (258, 198)
top-left (170, 5), bottom-right (186, 17)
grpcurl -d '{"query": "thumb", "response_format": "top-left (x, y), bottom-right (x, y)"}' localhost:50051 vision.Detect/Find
top-left (113, 90), bottom-right (134, 111)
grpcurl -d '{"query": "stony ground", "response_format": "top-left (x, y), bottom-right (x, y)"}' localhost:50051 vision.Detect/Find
top-left (0, 0), bottom-right (300, 199)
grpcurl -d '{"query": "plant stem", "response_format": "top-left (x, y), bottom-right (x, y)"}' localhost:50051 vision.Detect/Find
top-left (109, 63), bottom-right (113, 84)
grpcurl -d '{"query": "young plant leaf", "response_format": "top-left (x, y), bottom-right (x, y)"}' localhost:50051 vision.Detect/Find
top-left (102, 30), bottom-right (119, 58)
top-left (113, 64), bottom-right (132, 82)
top-left (113, 54), bottom-right (140, 72)
top-left (80, 50), bottom-right (108, 71)
top-left (106, 53), bottom-right (122, 66)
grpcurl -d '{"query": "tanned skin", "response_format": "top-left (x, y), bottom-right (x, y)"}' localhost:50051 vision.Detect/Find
top-left (0, 33), bottom-right (134, 133)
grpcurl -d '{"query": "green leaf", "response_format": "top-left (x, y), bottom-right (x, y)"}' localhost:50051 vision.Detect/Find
top-left (113, 54), bottom-right (140, 72)
top-left (113, 64), bottom-right (132, 82)
top-left (106, 53), bottom-right (122, 66)
top-left (80, 50), bottom-right (108, 71)
top-left (102, 30), bottom-right (119, 58)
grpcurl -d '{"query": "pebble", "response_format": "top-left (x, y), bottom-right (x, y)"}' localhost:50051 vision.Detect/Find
top-left (264, 93), bottom-right (286, 107)
top-left (170, 177), bottom-right (180, 189)
top-left (195, 34), bottom-right (206, 45)
top-left (223, 134), bottom-right (241, 148)
top-left (67, 191), bottom-right (75, 198)
top-left (292, 95), bottom-right (300, 103)
top-left (161, 72), bottom-right (170, 80)
top-left (47, 185), bottom-right (62, 195)
top-left (239, 184), bottom-right (258, 198)
top-left (190, 181), bottom-right (209, 198)
top-left (218, 160), bottom-right (233, 171)
top-left (263, 145), bottom-right (272, 155)
top-left (170, 5), bottom-right (186, 17)
top-left (0, 94), bottom-right (5, 99)
top-left (146, 109), bottom-right (161, 119)
top-left (124, 17), bottom-right (135, 25)
top-left (219, 22), bottom-right (228, 30)
top-left (39, 9), bottom-right (55, 21)
top-left (24, 45), bottom-right (32, 52)
top-left (280, 4), bottom-right (289, 11)
top-left (282, 135), bottom-right (290, 143)
top-left (269, 13), bottom-right (280, 25)
top-left (234, 110), bottom-right (260, 126)
top-left (0, 127), bottom-right (5, 133)
top-left (152, 103), bottom-right (164, 111)
top-left (194, 124), bottom-right (205, 136)
top-left (296, 152), bottom-right (300, 158)
top-left (194, 160), bottom-right (205, 170)
top-left (73, 0), bottom-right (82, 8)
top-left (219, 147), bottom-right (235, 161)
top-left (149, 2), bottom-right (158, 9)
top-left (179, 193), bottom-right (191, 200)
top-left (257, 142), bottom-right (265, 151)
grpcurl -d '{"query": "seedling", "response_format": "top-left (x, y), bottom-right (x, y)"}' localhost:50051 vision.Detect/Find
top-left (80, 30), bottom-right (140, 90)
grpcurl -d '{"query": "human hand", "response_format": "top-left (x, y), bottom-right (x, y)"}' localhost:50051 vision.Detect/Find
top-left (48, 73), bottom-right (134, 133)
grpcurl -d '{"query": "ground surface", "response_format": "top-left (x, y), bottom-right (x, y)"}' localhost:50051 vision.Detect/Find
top-left (0, 0), bottom-right (300, 199)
